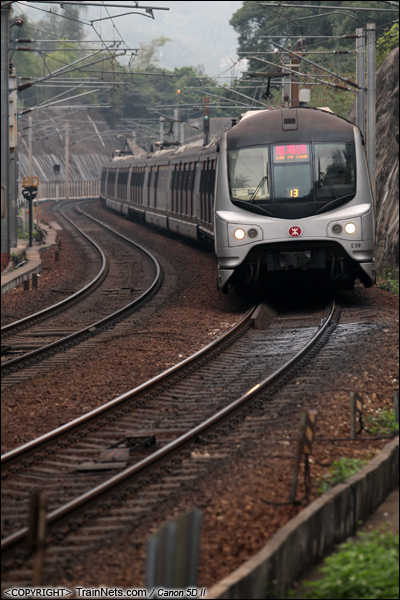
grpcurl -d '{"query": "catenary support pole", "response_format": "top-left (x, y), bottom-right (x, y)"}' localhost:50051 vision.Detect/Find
top-left (366, 23), bottom-right (376, 199)
top-left (65, 122), bottom-right (70, 201)
top-left (1, 4), bottom-right (10, 270)
top-left (356, 28), bottom-right (365, 138)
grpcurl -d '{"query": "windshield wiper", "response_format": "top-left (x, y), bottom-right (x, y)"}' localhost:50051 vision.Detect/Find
top-left (249, 175), bottom-right (269, 203)
top-left (319, 171), bottom-right (339, 200)
top-left (315, 194), bottom-right (354, 215)
top-left (231, 198), bottom-right (272, 217)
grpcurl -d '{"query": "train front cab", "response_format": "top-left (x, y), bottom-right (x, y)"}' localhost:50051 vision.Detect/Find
top-left (215, 108), bottom-right (376, 292)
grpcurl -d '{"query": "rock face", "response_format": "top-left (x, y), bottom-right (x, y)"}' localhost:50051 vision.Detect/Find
top-left (374, 47), bottom-right (399, 270)
top-left (349, 47), bottom-right (399, 271)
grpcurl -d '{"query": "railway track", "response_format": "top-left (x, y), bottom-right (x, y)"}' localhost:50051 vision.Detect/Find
top-left (1, 299), bottom-right (337, 581)
top-left (1, 201), bottom-right (162, 387)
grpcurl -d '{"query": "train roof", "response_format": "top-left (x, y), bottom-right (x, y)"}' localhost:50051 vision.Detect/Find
top-left (227, 107), bottom-right (356, 148)
top-left (104, 136), bottom-right (219, 170)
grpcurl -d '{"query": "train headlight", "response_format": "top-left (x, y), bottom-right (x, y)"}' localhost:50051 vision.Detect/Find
top-left (234, 228), bottom-right (246, 240)
top-left (332, 224), bottom-right (342, 235)
top-left (345, 223), bottom-right (357, 234)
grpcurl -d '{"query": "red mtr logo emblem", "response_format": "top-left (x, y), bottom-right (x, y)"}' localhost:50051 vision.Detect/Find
top-left (288, 226), bottom-right (302, 237)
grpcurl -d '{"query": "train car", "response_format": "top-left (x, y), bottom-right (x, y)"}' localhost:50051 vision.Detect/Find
top-left (100, 107), bottom-right (376, 293)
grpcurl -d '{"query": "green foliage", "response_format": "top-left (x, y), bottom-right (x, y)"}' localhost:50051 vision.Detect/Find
top-left (16, 229), bottom-right (30, 241)
top-left (10, 1), bottom-right (399, 147)
top-left (377, 24), bottom-right (399, 68)
top-left (316, 457), bottom-right (368, 496)
top-left (133, 37), bottom-right (172, 71)
top-left (10, 6), bottom-right (93, 110)
top-left (298, 530), bottom-right (399, 599)
top-left (366, 408), bottom-right (399, 435)
top-left (305, 78), bottom-right (354, 118)
top-left (378, 270), bottom-right (400, 295)
top-left (230, 1), bottom-right (399, 111)
top-left (10, 250), bottom-right (26, 267)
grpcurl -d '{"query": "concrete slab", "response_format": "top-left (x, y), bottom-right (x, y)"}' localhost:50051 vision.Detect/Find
top-left (359, 487), bottom-right (399, 535)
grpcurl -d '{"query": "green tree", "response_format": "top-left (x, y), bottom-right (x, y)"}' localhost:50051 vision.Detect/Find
top-left (10, 5), bottom-right (91, 110)
top-left (35, 5), bottom-right (87, 45)
top-left (133, 36), bottom-right (172, 71)
top-left (376, 23), bottom-right (399, 67)
top-left (230, 1), bottom-right (399, 111)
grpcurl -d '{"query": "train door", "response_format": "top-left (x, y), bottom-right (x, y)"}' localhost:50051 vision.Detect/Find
top-left (107, 169), bottom-right (117, 198)
top-left (101, 168), bottom-right (108, 197)
top-left (200, 158), bottom-right (216, 227)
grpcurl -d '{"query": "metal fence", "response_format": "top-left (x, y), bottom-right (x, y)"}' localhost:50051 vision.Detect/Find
top-left (17, 180), bottom-right (100, 202)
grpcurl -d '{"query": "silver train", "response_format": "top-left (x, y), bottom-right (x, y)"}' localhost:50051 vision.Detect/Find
top-left (100, 107), bottom-right (376, 293)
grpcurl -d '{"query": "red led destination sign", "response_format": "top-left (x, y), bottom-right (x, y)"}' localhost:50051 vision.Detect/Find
top-left (274, 144), bottom-right (310, 162)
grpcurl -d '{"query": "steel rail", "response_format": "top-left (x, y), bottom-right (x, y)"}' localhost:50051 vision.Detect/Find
top-left (1, 200), bottom-right (106, 335)
top-left (1, 304), bottom-right (257, 468)
top-left (1, 202), bottom-right (162, 375)
top-left (1, 301), bottom-right (336, 557)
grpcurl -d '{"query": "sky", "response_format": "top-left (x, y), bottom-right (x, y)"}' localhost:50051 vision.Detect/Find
top-left (15, 1), bottom-right (246, 78)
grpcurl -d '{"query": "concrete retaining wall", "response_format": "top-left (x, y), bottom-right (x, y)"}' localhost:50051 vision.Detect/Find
top-left (1, 224), bottom-right (57, 295)
top-left (206, 438), bottom-right (399, 599)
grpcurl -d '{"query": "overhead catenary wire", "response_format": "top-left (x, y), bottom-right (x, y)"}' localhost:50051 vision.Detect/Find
top-left (270, 40), bottom-right (360, 88)
top-left (245, 54), bottom-right (357, 93)
top-left (257, 1), bottom-right (399, 12)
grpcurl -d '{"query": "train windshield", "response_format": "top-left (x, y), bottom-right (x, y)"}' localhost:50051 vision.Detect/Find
top-left (228, 142), bottom-right (356, 216)
top-left (228, 147), bottom-right (270, 202)
top-left (273, 143), bottom-right (312, 202)
top-left (314, 143), bottom-right (356, 202)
